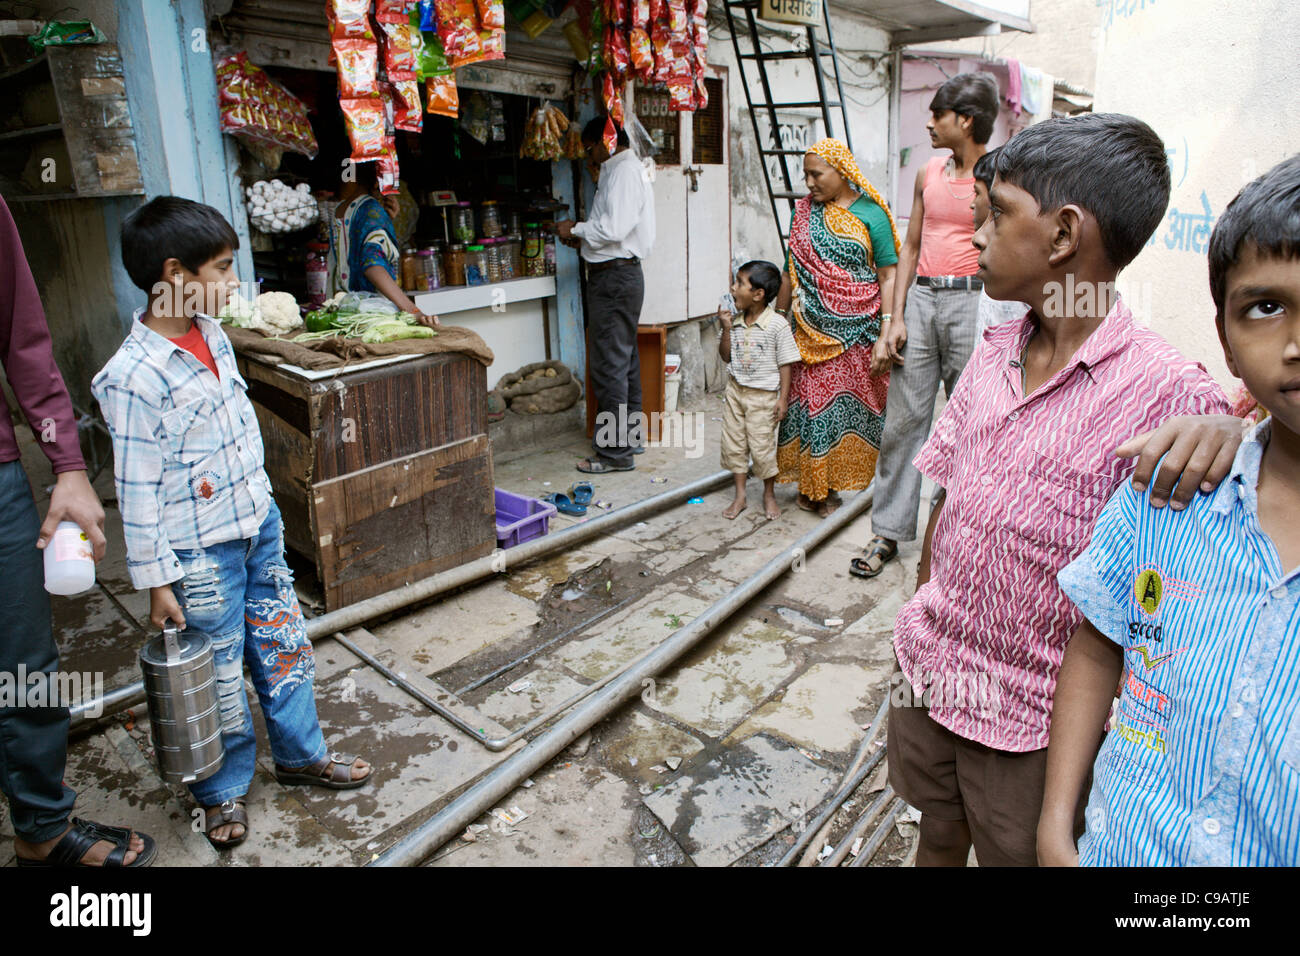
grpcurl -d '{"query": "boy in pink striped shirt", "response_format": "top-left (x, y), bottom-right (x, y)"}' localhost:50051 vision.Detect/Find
top-left (886, 113), bottom-right (1242, 866)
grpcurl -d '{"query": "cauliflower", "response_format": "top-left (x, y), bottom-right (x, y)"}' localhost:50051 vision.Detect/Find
top-left (218, 290), bottom-right (303, 336)
top-left (255, 291), bottom-right (302, 334)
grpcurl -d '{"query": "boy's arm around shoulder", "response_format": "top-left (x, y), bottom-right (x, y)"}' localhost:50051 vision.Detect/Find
top-left (1115, 371), bottom-right (1241, 510)
top-left (92, 371), bottom-right (185, 593)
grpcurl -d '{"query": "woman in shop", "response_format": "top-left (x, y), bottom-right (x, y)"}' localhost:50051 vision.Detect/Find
top-left (774, 138), bottom-right (900, 517)
top-left (328, 160), bottom-right (438, 325)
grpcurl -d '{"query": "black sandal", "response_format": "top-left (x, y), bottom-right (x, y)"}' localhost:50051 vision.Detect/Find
top-left (16, 817), bottom-right (157, 868)
top-left (577, 456), bottom-right (635, 474)
top-left (849, 537), bottom-right (898, 579)
top-left (204, 798), bottom-right (249, 849)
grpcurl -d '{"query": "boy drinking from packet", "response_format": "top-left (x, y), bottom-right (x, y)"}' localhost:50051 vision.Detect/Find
top-left (92, 197), bottom-right (371, 849)
top-left (1041, 155), bottom-right (1300, 866)
top-left (718, 260), bottom-right (800, 520)
top-left (887, 113), bottom-right (1245, 866)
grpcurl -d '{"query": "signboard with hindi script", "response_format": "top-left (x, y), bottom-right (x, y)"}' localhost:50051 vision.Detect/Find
top-left (759, 0), bottom-right (823, 26)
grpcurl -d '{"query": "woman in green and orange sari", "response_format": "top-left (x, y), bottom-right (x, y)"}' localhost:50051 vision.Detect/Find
top-left (775, 138), bottom-right (900, 516)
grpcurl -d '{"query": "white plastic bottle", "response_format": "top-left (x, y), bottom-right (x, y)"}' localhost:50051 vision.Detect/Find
top-left (43, 521), bottom-right (95, 595)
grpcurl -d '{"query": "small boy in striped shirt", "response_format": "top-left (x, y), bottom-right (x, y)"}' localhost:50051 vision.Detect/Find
top-left (1042, 155), bottom-right (1300, 866)
top-left (93, 197), bottom-right (369, 850)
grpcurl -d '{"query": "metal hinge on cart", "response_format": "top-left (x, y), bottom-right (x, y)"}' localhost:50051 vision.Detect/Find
top-left (722, 0), bottom-right (855, 258)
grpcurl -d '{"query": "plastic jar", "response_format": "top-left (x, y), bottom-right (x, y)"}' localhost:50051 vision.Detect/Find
top-left (444, 242), bottom-right (467, 286)
top-left (452, 201), bottom-right (475, 243)
top-left (497, 235), bottom-right (517, 280)
top-left (418, 248), bottom-right (442, 290)
top-left (305, 242), bottom-right (329, 306)
top-left (400, 247), bottom-right (421, 291)
top-left (44, 521), bottom-right (95, 595)
top-left (522, 223), bottom-right (545, 277)
top-left (543, 227), bottom-right (557, 276)
top-left (479, 200), bottom-right (502, 238)
top-left (479, 238), bottom-right (501, 283)
top-left (465, 244), bottom-right (489, 286)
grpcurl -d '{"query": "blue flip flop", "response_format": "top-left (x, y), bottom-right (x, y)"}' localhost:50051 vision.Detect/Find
top-left (569, 481), bottom-right (594, 507)
top-left (543, 492), bottom-right (587, 516)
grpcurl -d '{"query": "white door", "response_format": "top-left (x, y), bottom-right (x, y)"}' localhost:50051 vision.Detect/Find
top-left (685, 71), bottom-right (731, 319)
top-left (633, 85), bottom-right (688, 325)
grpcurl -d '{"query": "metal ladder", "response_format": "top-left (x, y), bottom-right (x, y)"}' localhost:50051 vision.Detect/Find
top-left (722, 0), bottom-right (855, 255)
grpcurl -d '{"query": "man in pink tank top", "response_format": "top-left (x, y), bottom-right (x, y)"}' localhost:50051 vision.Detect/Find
top-left (851, 72), bottom-right (1001, 581)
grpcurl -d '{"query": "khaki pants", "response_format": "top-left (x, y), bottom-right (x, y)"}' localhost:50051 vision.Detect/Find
top-left (721, 378), bottom-right (780, 480)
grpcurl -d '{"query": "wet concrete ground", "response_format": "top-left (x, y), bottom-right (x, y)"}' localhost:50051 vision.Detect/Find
top-left (2, 392), bottom-right (938, 867)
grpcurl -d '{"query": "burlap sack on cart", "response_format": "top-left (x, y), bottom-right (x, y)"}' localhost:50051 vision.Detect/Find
top-left (224, 324), bottom-right (494, 370)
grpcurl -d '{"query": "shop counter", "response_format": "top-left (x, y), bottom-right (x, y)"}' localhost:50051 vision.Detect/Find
top-left (414, 276), bottom-right (557, 390)
top-left (234, 348), bottom-right (496, 611)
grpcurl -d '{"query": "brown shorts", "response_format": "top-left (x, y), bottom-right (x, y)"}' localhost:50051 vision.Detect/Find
top-left (887, 665), bottom-right (1087, 866)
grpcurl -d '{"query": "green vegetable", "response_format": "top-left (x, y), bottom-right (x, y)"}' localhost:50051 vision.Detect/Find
top-left (304, 310), bottom-right (340, 333)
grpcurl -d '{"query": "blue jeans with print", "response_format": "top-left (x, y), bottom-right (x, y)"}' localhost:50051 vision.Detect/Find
top-left (171, 500), bottom-right (327, 806)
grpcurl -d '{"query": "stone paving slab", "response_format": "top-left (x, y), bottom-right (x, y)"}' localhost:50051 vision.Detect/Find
top-left (597, 709), bottom-right (706, 785)
top-left (643, 733), bottom-right (837, 867)
top-left (474, 667), bottom-right (591, 729)
top-left (550, 591), bottom-right (711, 682)
top-left (728, 662), bottom-right (882, 754)
top-left (645, 618), bottom-right (800, 739)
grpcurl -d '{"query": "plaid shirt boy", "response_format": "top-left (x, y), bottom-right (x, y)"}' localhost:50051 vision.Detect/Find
top-left (92, 310), bottom-right (271, 589)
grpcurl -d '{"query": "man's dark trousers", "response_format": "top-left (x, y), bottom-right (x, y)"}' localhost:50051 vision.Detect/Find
top-left (0, 459), bottom-right (77, 842)
top-left (587, 259), bottom-right (645, 466)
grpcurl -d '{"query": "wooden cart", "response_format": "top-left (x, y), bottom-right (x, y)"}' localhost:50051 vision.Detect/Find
top-left (235, 350), bottom-right (496, 611)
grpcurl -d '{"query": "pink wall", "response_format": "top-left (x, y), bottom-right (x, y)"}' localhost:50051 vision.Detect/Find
top-left (893, 56), bottom-right (1027, 220)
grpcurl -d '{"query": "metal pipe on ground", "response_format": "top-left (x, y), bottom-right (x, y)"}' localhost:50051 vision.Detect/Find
top-left (783, 695), bottom-right (889, 868)
top-left (847, 797), bottom-right (905, 867)
top-left (369, 483), bottom-right (875, 867)
top-left (67, 471), bottom-right (733, 729)
top-left (822, 784), bottom-right (895, 867)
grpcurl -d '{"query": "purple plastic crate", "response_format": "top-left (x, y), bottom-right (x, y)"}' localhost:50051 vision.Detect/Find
top-left (494, 488), bottom-right (557, 549)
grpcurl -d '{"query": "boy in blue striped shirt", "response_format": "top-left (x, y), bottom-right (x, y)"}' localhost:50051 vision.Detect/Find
top-left (93, 197), bottom-right (370, 850)
top-left (1040, 156), bottom-right (1300, 866)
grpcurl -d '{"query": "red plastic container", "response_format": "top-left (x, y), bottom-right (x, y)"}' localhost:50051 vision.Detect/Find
top-left (494, 488), bottom-right (557, 549)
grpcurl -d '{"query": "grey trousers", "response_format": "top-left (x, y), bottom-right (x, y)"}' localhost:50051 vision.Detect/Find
top-left (587, 260), bottom-right (645, 466)
top-left (871, 284), bottom-right (981, 542)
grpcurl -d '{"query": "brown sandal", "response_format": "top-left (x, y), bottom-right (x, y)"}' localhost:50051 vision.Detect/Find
top-left (275, 751), bottom-right (371, 790)
top-left (850, 537), bottom-right (897, 579)
top-left (204, 798), bottom-right (248, 849)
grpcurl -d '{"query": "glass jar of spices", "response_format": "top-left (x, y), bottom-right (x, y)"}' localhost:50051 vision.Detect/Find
top-left (522, 223), bottom-right (545, 277)
top-left (444, 242), bottom-right (467, 286)
top-left (479, 200), bottom-right (502, 238)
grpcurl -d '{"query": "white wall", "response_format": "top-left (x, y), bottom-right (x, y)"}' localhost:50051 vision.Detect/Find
top-left (1092, 0), bottom-right (1300, 389)
top-left (711, 8), bottom-right (894, 268)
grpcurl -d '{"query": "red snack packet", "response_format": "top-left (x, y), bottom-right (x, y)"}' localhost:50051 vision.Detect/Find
top-left (375, 0), bottom-right (412, 24)
top-left (390, 74), bottom-right (424, 132)
top-left (603, 0), bottom-right (628, 24)
top-left (602, 71), bottom-right (625, 126)
top-left (631, 0), bottom-right (651, 29)
top-left (692, 74), bottom-right (708, 110)
top-left (476, 0), bottom-right (505, 29)
top-left (690, 0), bottom-right (708, 66)
top-left (666, 0), bottom-right (686, 34)
top-left (648, 0), bottom-right (664, 19)
top-left (378, 136), bottom-right (401, 194)
top-left (478, 27), bottom-right (506, 62)
top-left (667, 34), bottom-right (693, 79)
top-left (328, 0), bottom-right (375, 39)
top-left (380, 21), bottom-right (418, 74)
top-left (341, 97), bottom-right (387, 161)
top-left (603, 24), bottom-right (630, 79)
top-left (603, 115), bottom-right (617, 155)
top-left (667, 77), bottom-right (693, 111)
top-left (335, 38), bottom-right (379, 97)
top-left (651, 21), bottom-right (671, 84)
top-left (426, 73), bottom-right (459, 118)
top-left (435, 0), bottom-right (482, 66)
top-left (629, 26), bottom-right (653, 81)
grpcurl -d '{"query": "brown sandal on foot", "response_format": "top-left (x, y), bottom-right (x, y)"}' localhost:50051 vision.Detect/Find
top-left (849, 537), bottom-right (898, 579)
top-left (204, 799), bottom-right (248, 849)
top-left (275, 751), bottom-right (371, 790)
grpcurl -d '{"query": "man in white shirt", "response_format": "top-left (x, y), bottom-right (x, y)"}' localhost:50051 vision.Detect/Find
top-left (556, 118), bottom-right (656, 473)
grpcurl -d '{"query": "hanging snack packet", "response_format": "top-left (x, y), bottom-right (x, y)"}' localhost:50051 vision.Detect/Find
top-left (651, 19), bottom-right (671, 84)
top-left (629, 26), bottom-right (653, 80)
top-left (330, 0), bottom-right (374, 37)
top-left (391, 74), bottom-right (424, 132)
top-left (419, 0), bottom-right (438, 31)
top-left (603, 0), bottom-right (628, 24)
top-left (380, 21), bottom-right (418, 74)
top-left (561, 120), bottom-right (586, 159)
top-left (666, 0), bottom-right (686, 34)
top-left (426, 73), bottom-right (459, 117)
top-left (602, 71), bottom-right (625, 126)
top-left (418, 23), bottom-right (453, 76)
top-left (689, 0), bottom-right (708, 66)
top-left (341, 97), bottom-right (387, 160)
top-left (378, 136), bottom-right (401, 194)
top-left (435, 0), bottom-right (483, 66)
top-left (603, 24), bottom-right (630, 79)
top-left (648, 0), bottom-right (665, 20)
top-left (602, 115), bottom-right (617, 155)
top-left (692, 74), bottom-right (708, 110)
top-left (375, 0), bottom-right (412, 23)
top-left (632, 0), bottom-right (651, 29)
top-left (335, 38), bottom-right (380, 97)
top-left (477, 0), bottom-right (506, 29)
top-left (667, 76), bottom-right (692, 111)
top-left (478, 27), bottom-right (507, 61)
